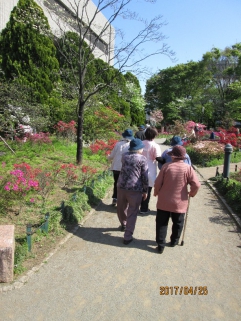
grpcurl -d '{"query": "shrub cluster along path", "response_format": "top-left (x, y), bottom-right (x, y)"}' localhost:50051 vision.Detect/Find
top-left (1, 139), bottom-right (241, 321)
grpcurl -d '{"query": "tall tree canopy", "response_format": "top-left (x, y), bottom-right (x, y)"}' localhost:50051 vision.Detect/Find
top-left (50, 0), bottom-right (174, 164)
top-left (0, 0), bottom-right (60, 103)
top-left (124, 72), bottom-right (145, 125)
top-left (145, 43), bottom-right (241, 127)
top-left (202, 44), bottom-right (241, 122)
top-left (145, 61), bottom-right (210, 123)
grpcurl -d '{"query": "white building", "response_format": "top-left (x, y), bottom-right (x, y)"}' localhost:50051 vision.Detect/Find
top-left (0, 0), bottom-right (114, 64)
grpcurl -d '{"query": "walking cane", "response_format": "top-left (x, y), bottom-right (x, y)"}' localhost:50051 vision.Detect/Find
top-left (180, 197), bottom-right (190, 246)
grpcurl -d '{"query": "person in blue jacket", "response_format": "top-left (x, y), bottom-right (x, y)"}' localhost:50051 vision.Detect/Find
top-left (156, 136), bottom-right (191, 170)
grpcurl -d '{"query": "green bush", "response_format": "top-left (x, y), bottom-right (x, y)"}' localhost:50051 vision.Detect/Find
top-left (62, 173), bottom-right (113, 223)
top-left (214, 177), bottom-right (241, 214)
top-left (14, 238), bottom-right (28, 275)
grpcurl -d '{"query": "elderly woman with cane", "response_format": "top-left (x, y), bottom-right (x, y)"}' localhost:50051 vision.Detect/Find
top-left (154, 145), bottom-right (201, 253)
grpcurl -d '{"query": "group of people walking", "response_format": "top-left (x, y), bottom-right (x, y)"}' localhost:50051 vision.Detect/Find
top-left (108, 126), bottom-right (200, 252)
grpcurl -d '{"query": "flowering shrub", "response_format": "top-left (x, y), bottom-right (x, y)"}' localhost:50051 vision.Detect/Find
top-left (4, 170), bottom-right (38, 192)
top-left (81, 165), bottom-right (97, 185)
top-left (57, 163), bottom-right (79, 187)
top-left (57, 163), bottom-right (99, 187)
top-left (2, 163), bottom-right (39, 214)
top-left (170, 120), bottom-right (187, 137)
top-left (191, 141), bottom-right (224, 158)
top-left (54, 120), bottom-right (76, 143)
top-left (1, 163), bottom-right (60, 211)
top-left (34, 169), bottom-right (60, 208)
top-left (215, 128), bottom-right (241, 148)
top-left (149, 110), bottom-right (163, 126)
top-left (15, 132), bottom-right (52, 145)
top-left (27, 132), bottom-right (52, 145)
top-left (186, 141), bottom-right (226, 166)
top-left (84, 104), bottom-right (126, 142)
top-left (0, 158), bottom-right (102, 214)
top-left (90, 139), bottom-right (118, 155)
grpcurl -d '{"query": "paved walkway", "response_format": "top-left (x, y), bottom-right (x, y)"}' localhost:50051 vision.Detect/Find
top-left (1, 139), bottom-right (241, 321)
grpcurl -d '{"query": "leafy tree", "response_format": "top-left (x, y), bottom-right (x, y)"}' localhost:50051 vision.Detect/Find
top-left (49, 0), bottom-right (174, 164)
top-left (84, 101), bottom-right (127, 142)
top-left (202, 44), bottom-right (241, 121)
top-left (56, 31), bottom-right (131, 119)
top-left (0, 0), bottom-right (60, 103)
top-left (124, 72), bottom-right (145, 125)
top-left (225, 81), bottom-right (241, 121)
top-left (145, 61), bottom-right (210, 124)
top-left (0, 80), bottom-right (51, 137)
top-left (56, 31), bottom-right (95, 100)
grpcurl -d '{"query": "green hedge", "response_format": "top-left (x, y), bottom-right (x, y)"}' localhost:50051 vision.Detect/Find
top-left (213, 177), bottom-right (241, 214)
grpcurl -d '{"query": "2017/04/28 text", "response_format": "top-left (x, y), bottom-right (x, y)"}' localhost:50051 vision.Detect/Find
top-left (160, 286), bottom-right (208, 295)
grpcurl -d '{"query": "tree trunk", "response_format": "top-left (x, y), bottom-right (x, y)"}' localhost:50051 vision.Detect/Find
top-left (76, 100), bottom-right (84, 164)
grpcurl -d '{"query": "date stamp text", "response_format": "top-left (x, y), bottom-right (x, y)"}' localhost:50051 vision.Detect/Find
top-left (160, 286), bottom-right (208, 295)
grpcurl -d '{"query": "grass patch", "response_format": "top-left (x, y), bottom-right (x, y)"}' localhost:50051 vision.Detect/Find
top-left (0, 136), bottom-right (114, 278)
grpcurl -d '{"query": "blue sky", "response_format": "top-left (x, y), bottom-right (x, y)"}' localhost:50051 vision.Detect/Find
top-left (97, 0), bottom-right (241, 93)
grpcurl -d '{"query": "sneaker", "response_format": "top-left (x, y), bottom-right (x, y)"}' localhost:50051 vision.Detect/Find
top-left (112, 198), bottom-right (117, 206)
top-left (123, 238), bottom-right (133, 245)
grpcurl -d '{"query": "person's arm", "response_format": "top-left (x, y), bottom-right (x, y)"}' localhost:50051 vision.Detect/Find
top-left (156, 149), bottom-right (168, 170)
top-left (141, 159), bottom-right (149, 194)
top-left (108, 142), bottom-right (118, 160)
top-left (154, 167), bottom-right (165, 196)
top-left (140, 157), bottom-right (148, 201)
top-left (188, 167), bottom-right (201, 197)
top-left (185, 154), bottom-right (192, 166)
top-left (154, 144), bottom-right (162, 160)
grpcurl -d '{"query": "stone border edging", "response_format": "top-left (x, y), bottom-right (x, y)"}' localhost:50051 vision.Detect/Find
top-left (193, 165), bottom-right (241, 230)
top-left (0, 190), bottom-right (112, 293)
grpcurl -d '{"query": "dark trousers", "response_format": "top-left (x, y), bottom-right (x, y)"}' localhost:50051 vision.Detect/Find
top-left (117, 188), bottom-right (143, 240)
top-left (140, 186), bottom-right (152, 211)
top-left (156, 209), bottom-right (185, 248)
top-left (112, 170), bottom-right (120, 199)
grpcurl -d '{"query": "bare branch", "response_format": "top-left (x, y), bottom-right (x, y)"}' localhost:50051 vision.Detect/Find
top-left (43, 0), bottom-right (175, 163)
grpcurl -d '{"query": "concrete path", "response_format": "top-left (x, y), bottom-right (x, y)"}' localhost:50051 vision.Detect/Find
top-left (1, 139), bottom-right (241, 321)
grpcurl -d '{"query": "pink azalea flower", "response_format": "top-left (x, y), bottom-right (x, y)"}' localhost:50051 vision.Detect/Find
top-left (12, 184), bottom-right (19, 191)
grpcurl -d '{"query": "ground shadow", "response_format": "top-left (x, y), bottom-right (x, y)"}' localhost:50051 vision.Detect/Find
top-left (95, 201), bottom-right (118, 214)
top-left (72, 225), bottom-right (159, 253)
top-left (95, 200), bottom-right (157, 216)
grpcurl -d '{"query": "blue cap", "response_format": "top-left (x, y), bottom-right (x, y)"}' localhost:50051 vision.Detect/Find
top-left (138, 125), bottom-right (145, 130)
top-left (171, 136), bottom-right (183, 146)
top-left (129, 138), bottom-right (144, 151)
top-left (122, 129), bottom-right (134, 140)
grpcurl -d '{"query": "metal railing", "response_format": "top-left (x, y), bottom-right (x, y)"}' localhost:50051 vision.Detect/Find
top-left (26, 213), bottom-right (50, 252)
